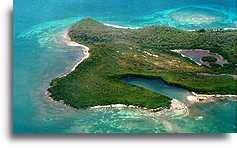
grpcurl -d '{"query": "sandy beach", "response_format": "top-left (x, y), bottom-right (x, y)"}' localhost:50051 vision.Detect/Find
top-left (103, 23), bottom-right (139, 29)
top-left (60, 29), bottom-right (90, 78)
top-left (45, 29), bottom-right (90, 108)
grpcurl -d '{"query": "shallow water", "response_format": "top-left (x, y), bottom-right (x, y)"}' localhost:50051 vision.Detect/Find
top-left (13, 0), bottom-right (237, 133)
top-left (122, 77), bottom-right (237, 133)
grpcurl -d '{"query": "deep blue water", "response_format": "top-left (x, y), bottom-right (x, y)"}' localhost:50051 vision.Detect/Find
top-left (13, 0), bottom-right (237, 133)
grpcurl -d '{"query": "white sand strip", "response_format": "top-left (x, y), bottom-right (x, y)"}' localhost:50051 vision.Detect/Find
top-left (187, 92), bottom-right (237, 103)
top-left (59, 29), bottom-right (90, 78)
top-left (104, 23), bottom-right (139, 29)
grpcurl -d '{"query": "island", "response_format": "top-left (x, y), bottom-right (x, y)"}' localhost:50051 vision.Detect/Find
top-left (47, 18), bottom-right (237, 109)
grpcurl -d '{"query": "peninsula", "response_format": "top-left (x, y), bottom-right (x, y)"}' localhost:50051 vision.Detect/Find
top-left (48, 18), bottom-right (237, 109)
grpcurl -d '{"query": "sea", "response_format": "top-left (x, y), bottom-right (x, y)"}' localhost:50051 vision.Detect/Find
top-left (13, 0), bottom-right (237, 133)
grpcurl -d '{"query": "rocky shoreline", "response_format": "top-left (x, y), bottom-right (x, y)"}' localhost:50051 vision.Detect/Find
top-left (187, 92), bottom-right (237, 103)
top-left (90, 99), bottom-right (189, 116)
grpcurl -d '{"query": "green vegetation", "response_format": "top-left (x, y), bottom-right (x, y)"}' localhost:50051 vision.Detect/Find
top-left (202, 56), bottom-right (218, 62)
top-left (197, 29), bottom-right (206, 33)
top-left (48, 18), bottom-right (237, 109)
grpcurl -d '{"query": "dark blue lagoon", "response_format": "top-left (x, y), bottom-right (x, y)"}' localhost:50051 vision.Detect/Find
top-left (13, 0), bottom-right (237, 133)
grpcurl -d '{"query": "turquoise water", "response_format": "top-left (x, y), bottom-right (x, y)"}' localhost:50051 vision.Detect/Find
top-left (13, 0), bottom-right (237, 133)
top-left (122, 77), bottom-right (237, 133)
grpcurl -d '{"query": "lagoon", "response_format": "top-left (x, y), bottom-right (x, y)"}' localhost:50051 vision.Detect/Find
top-left (121, 76), bottom-right (192, 102)
top-left (13, 0), bottom-right (237, 133)
top-left (122, 76), bottom-right (237, 133)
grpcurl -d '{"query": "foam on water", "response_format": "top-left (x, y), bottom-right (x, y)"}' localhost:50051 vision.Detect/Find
top-left (15, 19), bottom-right (237, 134)
top-left (64, 108), bottom-right (187, 133)
top-left (16, 16), bottom-right (188, 134)
top-left (15, 16), bottom-right (237, 133)
top-left (14, 0), bottom-right (237, 133)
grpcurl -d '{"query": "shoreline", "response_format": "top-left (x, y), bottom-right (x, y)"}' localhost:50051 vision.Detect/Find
top-left (187, 92), bottom-right (237, 103)
top-left (59, 29), bottom-right (90, 78)
top-left (45, 28), bottom-right (90, 109)
top-left (46, 28), bottom-right (188, 114)
top-left (46, 25), bottom-right (236, 112)
top-left (89, 99), bottom-right (189, 116)
top-left (104, 23), bottom-right (237, 31)
top-left (103, 23), bottom-right (139, 29)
